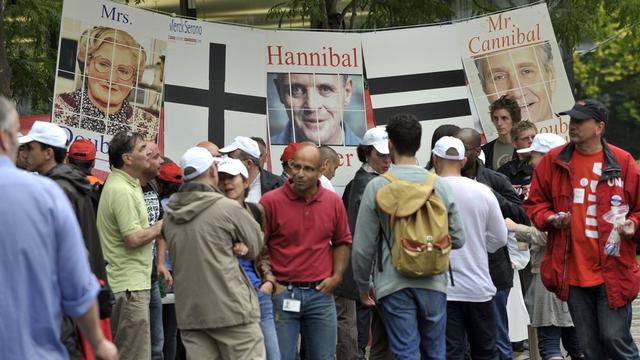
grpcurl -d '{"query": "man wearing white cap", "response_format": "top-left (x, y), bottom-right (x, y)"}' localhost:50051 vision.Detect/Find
top-left (431, 136), bottom-right (508, 359)
top-left (220, 136), bottom-right (284, 202)
top-left (163, 147), bottom-right (265, 359)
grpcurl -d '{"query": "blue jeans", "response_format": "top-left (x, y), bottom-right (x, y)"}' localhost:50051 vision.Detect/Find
top-left (537, 326), bottom-right (582, 359)
top-left (379, 288), bottom-right (447, 360)
top-left (150, 277), bottom-right (164, 360)
top-left (568, 284), bottom-right (640, 360)
top-left (258, 290), bottom-right (281, 360)
top-left (272, 286), bottom-right (337, 360)
top-left (493, 287), bottom-right (512, 360)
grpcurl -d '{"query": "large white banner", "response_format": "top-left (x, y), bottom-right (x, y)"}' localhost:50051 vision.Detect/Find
top-left (53, 0), bottom-right (168, 171)
top-left (362, 25), bottom-right (479, 167)
top-left (266, 30), bottom-right (365, 187)
top-left (458, 3), bottom-right (574, 141)
top-left (51, 1), bottom-right (572, 177)
top-left (163, 20), bottom-right (267, 164)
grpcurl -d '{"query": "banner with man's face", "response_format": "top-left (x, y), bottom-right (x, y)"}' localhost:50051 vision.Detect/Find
top-left (458, 3), bottom-right (574, 141)
top-left (52, 0), bottom-right (168, 171)
top-left (266, 30), bottom-right (366, 187)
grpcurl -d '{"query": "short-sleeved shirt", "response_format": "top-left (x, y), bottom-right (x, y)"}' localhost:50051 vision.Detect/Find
top-left (569, 149), bottom-right (604, 287)
top-left (261, 180), bottom-right (352, 282)
top-left (0, 155), bottom-right (100, 358)
top-left (97, 168), bottom-right (151, 293)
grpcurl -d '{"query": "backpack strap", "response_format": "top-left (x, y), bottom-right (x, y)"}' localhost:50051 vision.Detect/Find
top-left (424, 172), bottom-right (437, 188)
top-left (377, 222), bottom-right (392, 272)
top-left (381, 172), bottom-right (398, 183)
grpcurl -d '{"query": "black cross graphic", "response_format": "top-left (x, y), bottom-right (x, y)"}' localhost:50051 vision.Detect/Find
top-left (164, 43), bottom-right (266, 146)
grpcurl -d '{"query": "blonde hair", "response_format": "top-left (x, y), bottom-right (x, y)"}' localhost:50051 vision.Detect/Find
top-left (76, 26), bottom-right (147, 82)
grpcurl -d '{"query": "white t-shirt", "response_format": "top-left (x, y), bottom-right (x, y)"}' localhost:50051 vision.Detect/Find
top-left (319, 175), bottom-right (336, 193)
top-left (246, 174), bottom-right (262, 203)
top-left (441, 176), bottom-right (508, 302)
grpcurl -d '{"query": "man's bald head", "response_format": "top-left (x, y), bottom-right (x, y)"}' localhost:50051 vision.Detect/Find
top-left (294, 144), bottom-right (322, 168)
top-left (196, 141), bottom-right (220, 157)
top-left (456, 128), bottom-right (482, 148)
top-left (455, 128), bottom-right (482, 169)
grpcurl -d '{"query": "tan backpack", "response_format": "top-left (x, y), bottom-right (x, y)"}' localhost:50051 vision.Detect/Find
top-left (375, 172), bottom-right (451, 277)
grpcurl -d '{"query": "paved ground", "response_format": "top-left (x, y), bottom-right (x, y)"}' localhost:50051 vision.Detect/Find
top-left (514, 297), bottom-right (640, 359)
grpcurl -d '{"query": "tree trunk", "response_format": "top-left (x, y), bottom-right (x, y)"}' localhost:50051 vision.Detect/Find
top-left (0, 0), bottom-right (12, 97)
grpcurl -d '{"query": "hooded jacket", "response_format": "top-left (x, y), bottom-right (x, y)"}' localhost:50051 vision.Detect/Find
top-left (163, 182), bottom-right (264, 329)
top-left (47, 164), bottom-right (107, 282)
top-left (524, 141), bottom-right (640, 308)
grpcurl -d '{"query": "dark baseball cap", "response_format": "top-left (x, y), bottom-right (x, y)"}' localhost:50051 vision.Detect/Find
top-left (560, 99), bottom-right (608, 123)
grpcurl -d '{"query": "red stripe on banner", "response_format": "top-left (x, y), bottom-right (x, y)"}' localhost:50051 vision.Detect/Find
top-left (19, 114), bottom-right (51, 134)
top-left (364, 87), bottom-right (375, 130)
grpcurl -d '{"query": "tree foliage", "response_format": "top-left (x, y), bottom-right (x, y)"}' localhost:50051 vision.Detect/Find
top-left (0, 0), bottom-right (62, 113)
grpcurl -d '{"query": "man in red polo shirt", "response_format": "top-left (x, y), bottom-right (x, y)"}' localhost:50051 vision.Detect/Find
top-left (261, 144), bottom-right (352, 360)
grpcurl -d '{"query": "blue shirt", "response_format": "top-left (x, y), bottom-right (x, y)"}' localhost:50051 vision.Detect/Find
top-left (0, 155), bottom-right (100, 359)
top-left (239, 258), bottom-right (262, 289)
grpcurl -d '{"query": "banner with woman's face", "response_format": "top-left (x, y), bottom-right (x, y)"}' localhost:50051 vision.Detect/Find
top-left (52, 0), bottom-right (167, 171)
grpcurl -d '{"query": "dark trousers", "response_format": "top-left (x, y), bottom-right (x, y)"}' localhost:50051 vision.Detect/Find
top-left (446, 300), bottom-right (498, 360)
top-left (568, 285), bottom-right (639, 360)
top-left (537, 326), bottom-right (582, 359)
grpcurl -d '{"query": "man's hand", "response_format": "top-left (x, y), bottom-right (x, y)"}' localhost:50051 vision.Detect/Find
top-left (157, 264), bottom-right (173, 287)
top-left (316, 275), bottom-right (342, 294)
top-left (259, 281), bottom-right (274, 294)
top-left (360, 289), bottom-right (375, 306)
top-left (232, 242), bottom-right (249, 257)
top-left (617, 219), bottom-right (636, 239)
top-left (546, 212), bottom-right (571, 229)
top-left (93, 338), bottom-right (118, 360)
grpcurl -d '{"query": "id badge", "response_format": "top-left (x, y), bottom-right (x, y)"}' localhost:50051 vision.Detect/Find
top-left (283, 298), bottom-right (301, 312)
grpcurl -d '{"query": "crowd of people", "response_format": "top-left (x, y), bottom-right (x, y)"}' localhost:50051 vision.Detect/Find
top-left (1, 92), bottom-right (640, 360)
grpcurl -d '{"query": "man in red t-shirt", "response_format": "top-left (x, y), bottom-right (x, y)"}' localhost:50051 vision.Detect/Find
top-left (261, 144), bottom-right (352, 360)
top-left (525, 99), bottom-right (640, 359)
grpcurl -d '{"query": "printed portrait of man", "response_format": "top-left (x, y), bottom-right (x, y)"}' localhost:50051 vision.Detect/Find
top-left (269, 73), bottom-right (364, 146)
top-left (475, 42), bottom-right (556, 124)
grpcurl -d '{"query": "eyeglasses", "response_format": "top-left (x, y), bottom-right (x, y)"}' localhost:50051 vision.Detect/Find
top-left (289, 161), bottom-right (318, 173)
top-left (90, 55), bottom-right (137, 82)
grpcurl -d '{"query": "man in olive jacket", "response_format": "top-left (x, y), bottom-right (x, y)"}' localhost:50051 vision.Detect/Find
top-left (163, 146), bottom-right (265, 359)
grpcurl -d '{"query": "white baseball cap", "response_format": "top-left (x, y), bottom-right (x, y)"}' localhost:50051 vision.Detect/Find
top-left (361, 127), bottom-right (389, 154)
top-left (19, 121), bottom-right (68, 148)
top-left (517, 133), bottom-right (566, 154)
top-left (219, 136), bottom-right (261, 160)
top-left (432, 136), bottom-right (465, 160)
top-left (180, 147), bottom-right (215, 181)
top-left (217, 157), bottom-right (249, 179)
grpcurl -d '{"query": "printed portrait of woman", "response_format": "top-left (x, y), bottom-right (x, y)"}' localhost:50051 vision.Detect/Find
top-left (54, 26), bottom-right (160, 141)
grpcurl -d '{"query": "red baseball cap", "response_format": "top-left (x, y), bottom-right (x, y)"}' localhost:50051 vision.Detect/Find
top-left (68, 139), bottom-right (96, 161)
top-left (280, 143), bottom-right (303, 162)
top-left (158, 162), bottom-right (184, 184)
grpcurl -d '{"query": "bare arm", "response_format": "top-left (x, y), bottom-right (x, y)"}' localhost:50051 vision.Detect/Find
top-left (73, 301), bottom-right (118, 360)
top-left (316, 244), bottom-right (350, 294)
top-left (156, 235), bottom-right (173, 286)
top-left (124, 220), bottom-right (163, 248)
